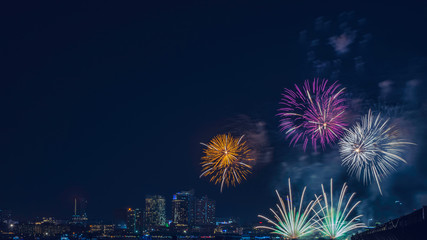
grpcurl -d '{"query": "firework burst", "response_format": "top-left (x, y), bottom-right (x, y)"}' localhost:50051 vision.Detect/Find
top-left (200, 134), bottom-right (254, 192)
top-left (255, 179), bottom-right (318, 239)
top-left (313, 179), bottom-right (366, 239)
top-left (278, 78), bottom-right (347, 151)
top-left (339, 110), bottom-right (415, 195)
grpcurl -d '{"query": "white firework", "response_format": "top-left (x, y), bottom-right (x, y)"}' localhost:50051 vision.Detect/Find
top-left (339, 109), bottom-right (414, 194)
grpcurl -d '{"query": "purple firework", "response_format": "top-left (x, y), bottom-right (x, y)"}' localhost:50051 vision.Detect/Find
top-left (278, 78), bottom-right (348, 151)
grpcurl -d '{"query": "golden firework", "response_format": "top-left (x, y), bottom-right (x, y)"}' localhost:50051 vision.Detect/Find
top-left (200, 133), bottom-right (254, 192)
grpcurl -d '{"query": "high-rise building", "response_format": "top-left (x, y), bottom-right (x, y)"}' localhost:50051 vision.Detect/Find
top-left (171, 190), bottom-right (195, 227)
top-left (135, 209), bottom-right (143, 233)
top-left (126, 208), bottom-right (143, 234)
top-left (144, 195), bottom-right (166, 230)
top-left (71, 198), bottom-right (88, 225)
top-left (195, 195), bottom-right (215, 226)
top-left (126, 208), bottom-right (136, 233)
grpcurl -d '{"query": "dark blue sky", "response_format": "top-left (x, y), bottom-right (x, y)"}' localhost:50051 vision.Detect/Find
top-left (1, 1), bottom-right (426, 222)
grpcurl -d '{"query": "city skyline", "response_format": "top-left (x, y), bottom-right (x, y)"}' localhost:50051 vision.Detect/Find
top-left (1, 191), bottom-right (218, 223)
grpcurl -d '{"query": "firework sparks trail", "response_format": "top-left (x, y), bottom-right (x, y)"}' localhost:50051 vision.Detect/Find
top-left (339, 109), bottom-right (415, 195)
top-left (255, 179), bottom-right (319, 239)
top-left (278, 78), bottom-right (348, 151)
top-left (200, 134), bottom-right (254, 192)
top-left (313, 179), bottom-right (366, 239)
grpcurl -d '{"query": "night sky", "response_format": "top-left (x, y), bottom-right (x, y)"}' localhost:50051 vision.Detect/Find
top-left (1, 1), bottom-right (427, 223)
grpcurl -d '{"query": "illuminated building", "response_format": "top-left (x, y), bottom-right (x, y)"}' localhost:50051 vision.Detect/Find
top-left (171, 190), bottom-right (195, 227)
top-left (214, 217), bottom-right (242, 235)
top-left (89, 224), bottom-right (114, 235)
top-left (70, 198), bottom-right (88, 225)
top-left (126, 208), bottom-right (143, 234)
top-left (144, 195), bottom-right (166, 230)
top-left (34, 224), bottom-right (70, 236)
top-left (34, 217), bottom-right (61, 225)
top-left (12, 222), bottom-right (71, 237)
top-left (195, 195), bottom-right (215, 226)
